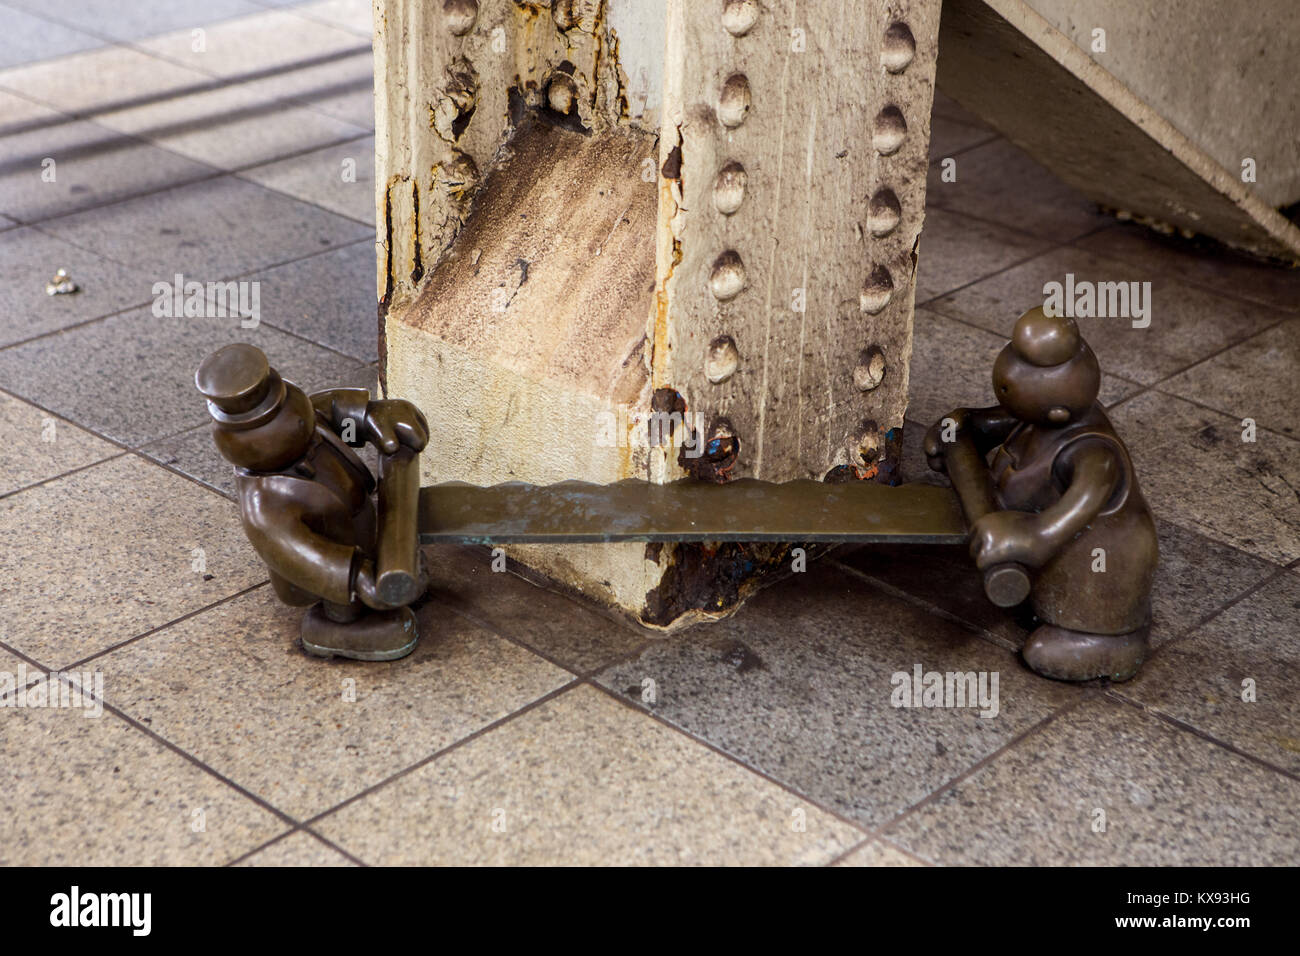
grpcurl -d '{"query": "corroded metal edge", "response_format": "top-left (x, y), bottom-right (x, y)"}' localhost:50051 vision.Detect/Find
top-left (418, 478), bottom-right (969, 544)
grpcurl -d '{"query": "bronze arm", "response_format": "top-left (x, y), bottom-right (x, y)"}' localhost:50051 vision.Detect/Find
top-left (239, 477), bottom-right (361, 606)
top-left (967, 439), bottom-right (1120, 572)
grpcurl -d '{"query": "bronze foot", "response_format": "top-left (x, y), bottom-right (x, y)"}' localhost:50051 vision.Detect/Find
top-left (1022, 623), bottom-right (1149, 682)
top-left (300, 604), bottom-right (419, 661)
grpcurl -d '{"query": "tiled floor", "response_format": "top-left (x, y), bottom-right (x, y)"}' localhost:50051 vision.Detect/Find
top-left (1, 3), bottom-right (1298, 866)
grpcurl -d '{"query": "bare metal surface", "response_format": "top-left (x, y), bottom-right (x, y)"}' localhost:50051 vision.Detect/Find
top-left (417, 479), bottom-right (968, 544)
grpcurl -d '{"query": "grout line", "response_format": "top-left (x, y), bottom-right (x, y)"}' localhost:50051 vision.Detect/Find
top-left (17, 132), bottom-right (375, 236)
top-left (0, 233), bottom-right (377, 363)
top-left (1103, 691), bottom-right (1300, 785)
top-left (229, 170), bottom-right (376, 229)
top-left (926, 130), bottom-right (1001, 168)
top-left (822, 831), bottom-right (934, 867)
top-left (0, 14), bottom-right (373, 133)
top-left (430, 597), bottom-right (586, 679)
top-left (829, 556), bottom-right (1023, 654)
top-left (102, 36), bottom-right (374, 132)
top-left (39, 668), bottom-right (303, 827)
top-left (0, 447), bottom-right (126, 502)
top-left (222, 826), bottom-right (305, 867)
top-left (585, 677), bottom-right (877, 841)
top-left (1107, 563), bottom-right (1290, 675)
top-left (913, 222), bottom-right (1113, 311)
top-left (873, 695), bottom-right (1093, 841)
top-left (1068, 231), bottom-right (1300, 318)
top-left (292, 827), bottom-right (370, 867)
top-left (822, 835), bottom-right (875, 867)
top-left (224, 824), bottom-right (368, 868)
top-left (297, 679), bottom-right (583, 832)
top-left (64, 581), bottom-right (271, 671)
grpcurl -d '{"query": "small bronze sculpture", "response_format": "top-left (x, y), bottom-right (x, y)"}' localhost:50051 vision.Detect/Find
top-left (924, 307), bottom-right (1159, 682)
top-left (196, 344), bottom-right (429, 661)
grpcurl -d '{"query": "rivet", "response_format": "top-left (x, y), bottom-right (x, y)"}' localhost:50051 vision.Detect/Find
top-left (872, 106), bottom-right (906, 155)
top-left (718, 74), bottom-right (751, 128)
top-left (547, 74), bottom-right (577, 114)
top-left (552, 0), bottom-right (578, 31)
top-left (712, 161), bottom-right (747, 215)
top-left (855, 419), bottom-right (882, 467)
top-left (443, 0), bottom-right (478, 36)
top-left (722, 0), bottom-right (759, 37)
top-left (867, 188), bottom-right (901, 237)
top-left (860, 265), bottom-right (894, 314)
top-left (709, 250), bottom-right (746, 300)
top-left (882, 22), bottom-right (915, 73)
top-left (853, 346), bottom-right (887, 391)
top-left (705, 336), bottom-right (741, 383)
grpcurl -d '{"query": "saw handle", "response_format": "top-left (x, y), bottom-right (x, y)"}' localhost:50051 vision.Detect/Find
top-left (374, 445), bottom-right (422, 607)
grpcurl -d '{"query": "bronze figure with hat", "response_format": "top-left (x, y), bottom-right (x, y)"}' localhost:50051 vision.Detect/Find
top-left (196, 343), bottom-right (429, 661)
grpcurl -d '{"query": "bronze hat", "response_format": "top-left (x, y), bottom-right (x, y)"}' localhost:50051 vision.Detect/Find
top-left (195, 343), bottom-right (287, 430)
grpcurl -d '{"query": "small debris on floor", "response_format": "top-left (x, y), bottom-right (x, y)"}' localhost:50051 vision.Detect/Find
top-left (45, 268), bottom-right (79, 296)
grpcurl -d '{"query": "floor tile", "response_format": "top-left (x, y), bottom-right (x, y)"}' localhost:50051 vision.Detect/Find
top-left (0, 5), bottom-right (103, 70)
top-left (0, 45), bottom-right (209, 116)
top-left (0, 647), bottom-right (37, 701)
top-left (315, 684), bottom-right (863, 864)
top-left (0, 91), bottom-right (217, 222)
top-left (236, 830), bottom-right (356, 866)
top-left (888, 698), bottom-right (1300, 865)
top-left (236, 239), bottom-right (380, 362)
top-left (139, 424), bottom-right (239, 498)
top-left (39, 174), bottom-right (371, 280)
top-left (927, 117), bottom-right (996, 165)
top-left (0, 649), bottom-right (282, 865)
top-left (913, 207), bottom-right (1051, 304)
top-left (95, 74), bottom-right (369, 173)
top-left (1, 0), bottom-right (263, 44)
top-left (140, 366), bottom-right (376, 496)
top-left (0, 455), bottom-right (265, 668)
top-left (906, 306), bottom-right (1137, 433)
top-left (1160, 319), bottom-right (1300, 439)
top-left (285, 0), bottom-right (373, 37)
top-left (238, 136), bottom-right (373, 224)
top-left (0, 226), bottom-right (156, 347)
top-left (97, 587), bottom-right (572, 819)
top-left (248, 48), bottom-right (374, 129)
top-left (1117, 569), bottom-right (1300, 775)
top-left (135, 8), bottom-right (367, 79)
top-left (899, 417), bottom-right (946, 487)
top-left (0, 391), bottom-right (118, 496)
top-left (835, 840), bottom-right (925, 867)
top-left (838, 517), bottom-right (1281, 655)
top-left (1109, 390), bottom-right (1300, 565)
top-left (423, 544), bottom-right (648, 674)
top-left (925, 138), bottom-right (1111, 242)
top-left (1075, 224), bottom-right (1300, 314)
top-left (0, 303), bottom-right (365, 446)
top-left (594, 562), bottom-right (1076, 828)
top-left (929, 245), bottom-right (1285, 385)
